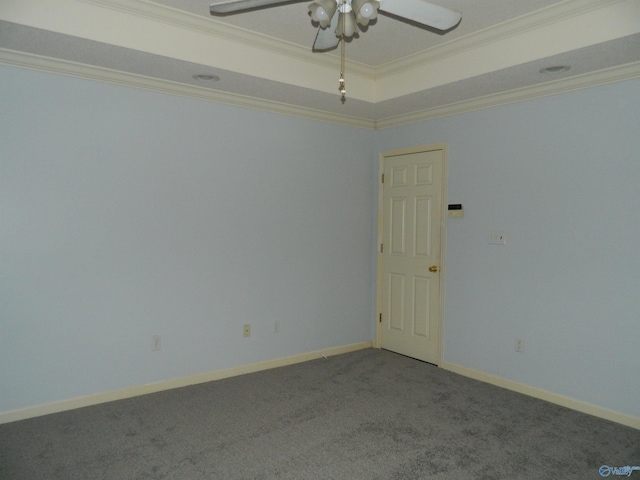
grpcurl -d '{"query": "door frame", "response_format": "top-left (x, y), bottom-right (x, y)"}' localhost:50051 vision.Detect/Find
top-left (375, 143), bottom-right (448, 365)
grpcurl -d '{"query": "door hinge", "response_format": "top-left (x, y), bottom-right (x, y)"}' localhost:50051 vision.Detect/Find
top-left (381, 173), bottom-right (385, 184)
top-left (379, 313), bottom-right (382, 323)
top-left (380, 243), bottom-right (384, 253)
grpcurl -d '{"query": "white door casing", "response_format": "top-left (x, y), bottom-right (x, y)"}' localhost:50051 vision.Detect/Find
top-left (376, 144), bottom-right (446, 364)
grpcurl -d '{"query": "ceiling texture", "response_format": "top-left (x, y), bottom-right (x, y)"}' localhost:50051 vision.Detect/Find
top-left (1, 0), bottom-right (639, 129)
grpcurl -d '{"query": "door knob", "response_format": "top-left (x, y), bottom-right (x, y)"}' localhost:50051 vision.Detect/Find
top-left (429, 265), bottom-right (439, 273)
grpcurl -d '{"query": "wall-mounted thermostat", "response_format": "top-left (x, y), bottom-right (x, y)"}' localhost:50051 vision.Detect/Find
top-left (448, 204), bottom-right (463, 218)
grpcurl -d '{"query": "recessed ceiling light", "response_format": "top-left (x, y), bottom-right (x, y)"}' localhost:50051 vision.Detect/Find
top-left (539, 65), bottom-right (571, 74)
top-left (192, 74), bottom-right (220, 81)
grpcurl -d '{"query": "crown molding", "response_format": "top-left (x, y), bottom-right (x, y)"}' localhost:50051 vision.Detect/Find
top-left (0, 48), bottom-right (375, 130)
top-left (2, 50), bottom-right (638, 132)
top-left (78, 0), bottom-right (375, 78)
top-left (375, 0), bottom-right (626, 79)
top-left (375, 61), bottom-right (640, 130)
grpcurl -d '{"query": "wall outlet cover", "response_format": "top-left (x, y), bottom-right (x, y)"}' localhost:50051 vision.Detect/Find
top-left (489, 231), bottom-right (506, 245)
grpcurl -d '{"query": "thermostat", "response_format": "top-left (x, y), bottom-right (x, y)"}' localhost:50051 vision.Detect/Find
top-left (448, 204), bottom-right (463, 218)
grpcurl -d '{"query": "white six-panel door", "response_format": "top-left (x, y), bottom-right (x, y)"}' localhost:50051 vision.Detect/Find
top-left (378, 146), bottom-right (444, 364)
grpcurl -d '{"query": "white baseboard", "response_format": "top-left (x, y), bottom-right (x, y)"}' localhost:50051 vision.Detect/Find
top-left (0, 341), bottom-right (372, 425)
top-left (440, 361), bottom-right (640, 431)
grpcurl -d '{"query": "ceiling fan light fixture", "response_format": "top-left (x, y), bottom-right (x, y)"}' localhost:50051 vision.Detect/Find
top-left (336, 11), bottom-right (358, 38)
top-left (352, 0), bottom-right (380, 25)
top-left (309, 0), bottom-right (337, 28)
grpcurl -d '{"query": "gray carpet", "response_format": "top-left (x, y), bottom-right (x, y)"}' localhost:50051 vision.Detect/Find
top-left (1, 348), bottom-right (638, 479)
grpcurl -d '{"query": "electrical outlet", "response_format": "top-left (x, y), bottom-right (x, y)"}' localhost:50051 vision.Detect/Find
top-left (489, 231), bottom-right (506, 245)
top-left (515, 338), bottom-right (524, 353)
top-left (243, 324), bottom-right (251, 338)
top-left (273, 320), bottom-right (280, 333)
top-left (151, 335), bottom-right (161, 351)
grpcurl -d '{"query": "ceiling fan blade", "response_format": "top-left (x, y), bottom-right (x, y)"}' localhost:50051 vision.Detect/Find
top-left (312, 12), bottom-right (340, 51)
top-left (210, 0), bottom-right (305, 15)
top-left (379, 0), bottom-right (461, 30)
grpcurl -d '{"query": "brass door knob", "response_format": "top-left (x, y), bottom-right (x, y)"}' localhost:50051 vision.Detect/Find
top-left (429, 265), bottom-right (439, 273)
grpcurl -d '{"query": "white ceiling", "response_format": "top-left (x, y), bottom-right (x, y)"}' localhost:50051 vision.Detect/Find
top-left (1, 0), bottom-right (640, 128)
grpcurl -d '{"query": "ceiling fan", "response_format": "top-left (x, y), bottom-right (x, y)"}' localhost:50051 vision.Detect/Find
top-left (209, 0), bottom-right (462, 51)
top-left (210, 0), bottom-right (461, 101)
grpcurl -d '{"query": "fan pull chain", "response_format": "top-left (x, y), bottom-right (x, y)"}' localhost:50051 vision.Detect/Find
top-left (339, 16), bottom-right (346, 103)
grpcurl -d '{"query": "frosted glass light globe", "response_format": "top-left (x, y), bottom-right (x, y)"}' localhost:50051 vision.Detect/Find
top-left (359, 3), bottom-right (374, 18)
top-left (315, 6), bottom-right (329, 21)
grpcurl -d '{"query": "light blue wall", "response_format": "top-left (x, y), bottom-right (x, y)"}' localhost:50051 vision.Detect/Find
top-left (2, 64), bottom-right (639, 420)
top-left (0, 65), bottom-right (376, 411)
top-left (376, 78), bottom-right (640, 418)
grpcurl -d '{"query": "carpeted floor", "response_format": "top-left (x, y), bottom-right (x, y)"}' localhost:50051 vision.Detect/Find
top-left (1, 348), bottom-right (638, 479)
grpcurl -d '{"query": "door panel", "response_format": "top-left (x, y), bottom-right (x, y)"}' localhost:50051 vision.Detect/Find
top-left (379, 147), bottom-right (443, 364)
top-left (389, 274), bottom-right (405, 331)
top-left (413, 275), bottom-right (430, 337)
top-left (391, 197), bottom-right (406, 255)
top-left (415, 196), bottom-right (432, 256)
